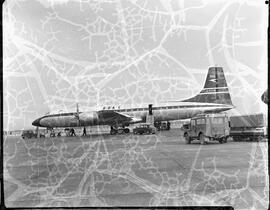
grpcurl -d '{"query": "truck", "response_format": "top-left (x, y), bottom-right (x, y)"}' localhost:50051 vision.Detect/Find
top-left (182, 113), bottom-right (230, 145)
top-left (21, 130), bottom-right (45, 139)
top-left (229, 113), bottom-right (267, 141)
top-left (154, 121), bottom-right (171, 131)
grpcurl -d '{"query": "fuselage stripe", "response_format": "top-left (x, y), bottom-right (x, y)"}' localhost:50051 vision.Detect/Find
top-left (197, 91), bottom-right (229, 95)
top-left (42, 104), bottom-right (227, 118)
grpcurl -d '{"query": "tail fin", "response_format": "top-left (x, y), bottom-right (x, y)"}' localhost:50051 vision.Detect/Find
top-left (182, 67), bottom-right (233, 105)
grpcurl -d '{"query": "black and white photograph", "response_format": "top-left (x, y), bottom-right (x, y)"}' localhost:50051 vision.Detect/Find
top-left (2, 0), bottom-right (268, 208)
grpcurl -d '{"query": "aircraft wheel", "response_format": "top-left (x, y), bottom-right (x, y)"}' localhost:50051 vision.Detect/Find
top-left (110, 129), bottom-right (117, 135)
top-left (124, 128), bottom-right (130, 133)
top-left (199, 133), bottom-right (205, 145)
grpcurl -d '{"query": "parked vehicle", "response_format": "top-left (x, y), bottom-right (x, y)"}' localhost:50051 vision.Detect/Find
top-left (229, 113), bottom-right (267, 141)
top-left (154, 121), bottom-right (171, 131)
top-left (21, 130), bottom-right (45, 139)
top-left (183, 113), bottom-right (230, 144)
top-left (133, 123), bottom-right (156, 135)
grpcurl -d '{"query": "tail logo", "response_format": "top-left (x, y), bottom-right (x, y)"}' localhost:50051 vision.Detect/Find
top-left (209, 79), bottom-right (218, 83)
top-left (182, 67), bottom-right (233, 105)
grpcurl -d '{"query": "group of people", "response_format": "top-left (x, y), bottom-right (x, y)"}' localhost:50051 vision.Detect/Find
top-left (69, 127), bottom-right (87, 136)
top-left (49, 127), bottom-right (87, 137)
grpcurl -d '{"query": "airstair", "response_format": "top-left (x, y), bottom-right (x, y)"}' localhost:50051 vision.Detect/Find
top-left (146, 104), bottom-right (155, 125)
top-left (146, 114), bottom-right (155, 125)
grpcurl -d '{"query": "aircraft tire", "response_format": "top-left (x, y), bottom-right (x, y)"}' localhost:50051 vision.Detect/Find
top-left (110, 129), bottom-right (116, 135)
top-left (219, 138), bottom-right (223, 144)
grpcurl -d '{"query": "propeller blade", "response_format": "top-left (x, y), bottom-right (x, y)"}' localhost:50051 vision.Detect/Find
top-left (76, 103), bottom-right (80, 126)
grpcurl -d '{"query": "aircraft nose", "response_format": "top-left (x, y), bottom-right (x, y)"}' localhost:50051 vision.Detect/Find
top-left (32, 118), bottom-right (41, 127)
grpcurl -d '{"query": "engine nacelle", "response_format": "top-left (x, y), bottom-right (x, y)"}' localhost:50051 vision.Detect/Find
top-left (79, 111), bottom-right (98, 123)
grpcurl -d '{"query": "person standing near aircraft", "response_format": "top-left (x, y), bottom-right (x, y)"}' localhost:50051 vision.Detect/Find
top-left (70, 128), bottom-right (76, 136)
top-left (82, 127), bottom-right (86, 136)
top-left (167, 121), bottom-right (170, 130)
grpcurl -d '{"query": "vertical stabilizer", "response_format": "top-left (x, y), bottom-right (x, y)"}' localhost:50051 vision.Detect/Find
top-left (182, 67), bottom-right (233, 105)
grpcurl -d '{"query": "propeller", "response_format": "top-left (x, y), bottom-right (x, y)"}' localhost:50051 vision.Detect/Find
top-left (74, 103), bottom-right (80, 126)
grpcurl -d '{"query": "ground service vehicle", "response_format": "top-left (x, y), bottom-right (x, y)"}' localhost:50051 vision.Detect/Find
top-left (133, 123), bottom-right (156, 135)
top-left (183, 113), bottom-right (230, 144)
top-left (21, 130), bottom-right (45, 139)
top-left (229, 113), bottom-right (267, 141)
top-left (154, 121), bottom-right (171, 131)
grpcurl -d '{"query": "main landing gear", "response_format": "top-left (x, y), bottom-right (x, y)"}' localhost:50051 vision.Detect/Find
top-left (110, 126), bottom-right (130, 135)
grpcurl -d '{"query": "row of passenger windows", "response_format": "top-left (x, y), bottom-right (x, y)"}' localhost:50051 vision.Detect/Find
top-left (102, 106), bottom-right (181, 112)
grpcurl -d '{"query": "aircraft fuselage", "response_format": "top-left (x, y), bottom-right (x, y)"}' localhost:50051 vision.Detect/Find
top-left (32, 102), bottom-right (233, 128)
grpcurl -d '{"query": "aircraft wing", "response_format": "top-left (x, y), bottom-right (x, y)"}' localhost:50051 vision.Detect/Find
top-left (97, 110), bottom-right (142, 125)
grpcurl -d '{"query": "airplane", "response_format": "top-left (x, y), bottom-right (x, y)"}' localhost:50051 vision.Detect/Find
top-left (32, 66), bottom-right (234, 134)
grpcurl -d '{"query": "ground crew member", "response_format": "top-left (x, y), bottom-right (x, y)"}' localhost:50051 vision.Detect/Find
top-left (82, 127), bottom-right (86, 136)
top-left (167, 121), bottom-right (170, 130)
top-left (70, 128), bottom-right (76, 136)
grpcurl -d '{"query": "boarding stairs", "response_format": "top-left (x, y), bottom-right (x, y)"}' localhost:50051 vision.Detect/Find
top-left (146, 114), bottom-right (155, 125)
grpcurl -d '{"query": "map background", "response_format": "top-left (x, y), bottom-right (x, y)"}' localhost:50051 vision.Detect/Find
top-left (3, 0), bottom-right (268, 130)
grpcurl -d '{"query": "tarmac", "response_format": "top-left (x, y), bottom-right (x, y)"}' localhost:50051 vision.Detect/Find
top-left (3, 129), bottom-right (269, 208)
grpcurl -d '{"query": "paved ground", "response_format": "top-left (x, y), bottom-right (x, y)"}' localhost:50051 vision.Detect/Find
top-left (3, 129), bottom-right (269, 208)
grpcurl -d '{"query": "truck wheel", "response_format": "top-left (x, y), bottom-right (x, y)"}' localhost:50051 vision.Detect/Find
top-left (110, 129), bottom-right (116, 135)
top-left (184, 133), bottom-right (191, 144)
top-left (199, 133), bottom-right (205, 145)
top-left (257, 136), bottom-right (263, 142)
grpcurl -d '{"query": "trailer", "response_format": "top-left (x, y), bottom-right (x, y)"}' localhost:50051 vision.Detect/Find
top-left (229, 113), bottom-right (267, 141)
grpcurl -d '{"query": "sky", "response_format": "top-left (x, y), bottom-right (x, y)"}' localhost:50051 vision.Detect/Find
top-left (3, 0), bottom-right (268, 130)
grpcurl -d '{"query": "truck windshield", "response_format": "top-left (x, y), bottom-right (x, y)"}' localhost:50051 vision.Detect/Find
top-left (211, 117), bottom-right (224, 124)
top-left (196, 119), bottom-right (205, 124)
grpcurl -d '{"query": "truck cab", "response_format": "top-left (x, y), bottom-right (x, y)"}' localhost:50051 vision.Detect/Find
top-left (183, 113), bottom-right (230, 144)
